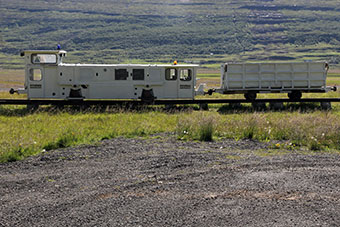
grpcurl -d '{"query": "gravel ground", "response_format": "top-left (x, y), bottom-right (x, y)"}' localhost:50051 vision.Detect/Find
top-left (1, 135), bottom-right (340, 226)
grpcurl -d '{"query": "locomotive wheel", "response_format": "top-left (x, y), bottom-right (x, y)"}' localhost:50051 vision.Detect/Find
top-left (288, 91), bottom-right (302, 101)
top-left (141, 89), bottom-right (155, 104)
top-left (244, 92), bottom-right (257, 101)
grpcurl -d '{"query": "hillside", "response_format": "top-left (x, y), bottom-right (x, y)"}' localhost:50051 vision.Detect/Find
top-left (1, 0), bottom-right (340, 68)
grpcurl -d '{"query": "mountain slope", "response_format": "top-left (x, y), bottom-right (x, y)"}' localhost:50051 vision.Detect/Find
top-left (0, 0), bottom-right (340, 68)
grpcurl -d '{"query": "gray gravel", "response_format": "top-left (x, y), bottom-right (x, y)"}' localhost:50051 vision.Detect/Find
top-left (1, 135), bottom-right (340, 226)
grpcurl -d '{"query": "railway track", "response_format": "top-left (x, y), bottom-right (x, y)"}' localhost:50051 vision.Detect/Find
top-left (0, 98), bottom-right (339, 106)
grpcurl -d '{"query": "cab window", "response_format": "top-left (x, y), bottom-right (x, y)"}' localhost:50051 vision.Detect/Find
top-left (180, 69), bottom-right (192, 81)
top-left (29, 69), bottom-right (42, 81)
top-left (31, 54), bottom-right (57, 64)
top-left (115, 69), bottom-right (128, 80)
top-left (133, 69), bottom-right (144, 80)
top-left (165, 68), bottom-right (177, 80)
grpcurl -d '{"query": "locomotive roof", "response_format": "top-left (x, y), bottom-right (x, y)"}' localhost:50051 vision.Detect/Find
top-left (59, 63), bottom-right (200, 67)
top-left (21, 50), bottom-right (199, 67)
top-left (21, 50), bottom-right (67, 56)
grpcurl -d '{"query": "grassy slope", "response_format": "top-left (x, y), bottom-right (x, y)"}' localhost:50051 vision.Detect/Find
top-left (1, 0), bottom-right (340, 68)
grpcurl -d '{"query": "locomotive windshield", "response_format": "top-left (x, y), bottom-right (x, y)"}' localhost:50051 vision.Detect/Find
top-left (31, 54), bottom-right (57, 64)
top-left (165, 68), bottom-right (177, 80)
top-left (180, 69), bottom-right (192, 81)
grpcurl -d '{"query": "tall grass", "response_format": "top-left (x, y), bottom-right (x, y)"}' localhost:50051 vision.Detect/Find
top-left (215, 111), bottom-right (340, 151)
top-left (199, 120), bottom-right (214, 142)
top-left (177, 110), bottom-right (340, 151)
top-left (177, 112), bottom-right (219, 141)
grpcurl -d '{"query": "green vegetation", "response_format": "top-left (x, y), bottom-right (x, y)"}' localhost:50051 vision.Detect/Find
top-left (176, 110), bottom-right (340, 152)
top-left (1, 100), bottom-right (340, 162)
top-left (177, 112), bottom-right (215, 142)
top-left (1, 0), bottom-right (340, 69)
top-left (0, 107), bottom-right (178, 162)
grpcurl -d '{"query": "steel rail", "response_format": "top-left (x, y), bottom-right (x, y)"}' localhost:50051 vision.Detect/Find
top-left (0, 98), bottom-right (340, 105)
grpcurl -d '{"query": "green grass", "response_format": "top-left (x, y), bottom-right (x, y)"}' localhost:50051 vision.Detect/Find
top-left (177, 112), bottom-right (215, 141)
top-left (0, 108), bottom-right (178, 162)
top-left (2, 103), bottom-right (340, 162)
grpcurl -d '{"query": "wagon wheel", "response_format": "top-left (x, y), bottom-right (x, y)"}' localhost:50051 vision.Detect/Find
top-left (244, 92), bottom-right (257, 101)
top-left (288, 91), bottom-right (302, 101)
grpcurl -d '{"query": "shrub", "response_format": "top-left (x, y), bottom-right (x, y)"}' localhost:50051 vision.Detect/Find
top-left (199, 118), bottom-right (214, 142)
top-left (242, 117), bottom-right (257, 139)
top-left (176, 112), bottom-right (218, 141)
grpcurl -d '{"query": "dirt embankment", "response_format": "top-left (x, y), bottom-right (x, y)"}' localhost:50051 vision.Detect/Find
top-left (1, 136), bottom-right (340, 226)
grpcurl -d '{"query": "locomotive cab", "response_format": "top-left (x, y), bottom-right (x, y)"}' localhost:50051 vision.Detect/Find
top-left (11, 50), bottom-right (67, 98)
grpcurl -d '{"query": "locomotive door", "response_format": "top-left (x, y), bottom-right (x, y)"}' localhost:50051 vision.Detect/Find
top-left (27, 67), bottom-right (44, 98)
top-left (178, 68), bottom-right (194, 99)
top-left (147, 67), bottom-right (163, 98)
top-left (163, 68), bottom-right (179, 98)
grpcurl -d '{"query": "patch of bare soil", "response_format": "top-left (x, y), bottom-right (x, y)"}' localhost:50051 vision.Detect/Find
top-left (1, 136), bottom-right (340, 226)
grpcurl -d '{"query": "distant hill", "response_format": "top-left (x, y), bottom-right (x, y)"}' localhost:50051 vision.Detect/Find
top-left (1, 0), bottom-right (340, 68)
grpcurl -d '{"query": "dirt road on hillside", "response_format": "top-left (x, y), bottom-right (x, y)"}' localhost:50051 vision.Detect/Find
top-left (1, 136), bottom-right (340, 226)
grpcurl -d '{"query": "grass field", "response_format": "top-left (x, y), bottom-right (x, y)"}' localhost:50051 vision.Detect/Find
top-left (1, 104), bottom-right (340, 163)
top-left (1, 69), bottom-right (340, 162)
top-left (0, 69), bottom-right (24, 92)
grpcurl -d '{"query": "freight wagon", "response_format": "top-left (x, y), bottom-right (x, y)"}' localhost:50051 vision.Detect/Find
top-left (216, 62), bottom-right (332, 100)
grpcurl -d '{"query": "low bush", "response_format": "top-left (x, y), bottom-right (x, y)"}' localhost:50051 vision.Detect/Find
top-left (177, 112), bottom-right (218, 141)
top-left (199, 119), bottom-right (214, 142)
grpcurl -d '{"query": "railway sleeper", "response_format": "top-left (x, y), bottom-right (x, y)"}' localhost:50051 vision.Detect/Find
top-left (269, 102), bottom-right (284, 110)
top-left (252, 102), bottom-right (266, 110)
top-left (320, 102), bottom-right (332, 110)
top-left (26, 104), bottom-right (39, 112)
top-left (199, 103), bottom-right (209, 111)
top-left (229, 103), bottom-right (242, 108)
